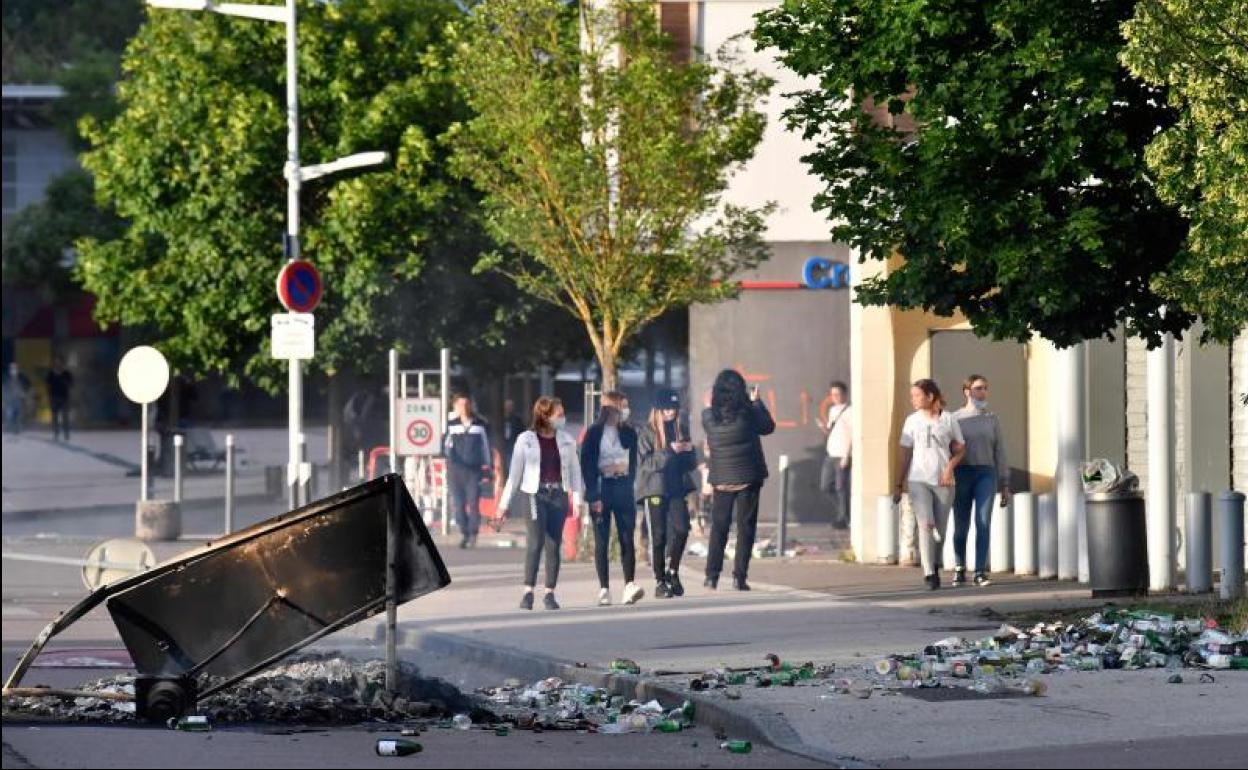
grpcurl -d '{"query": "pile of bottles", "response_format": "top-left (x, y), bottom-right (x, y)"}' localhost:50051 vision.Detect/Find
top-left (476, 675), bottom-right (695, 734)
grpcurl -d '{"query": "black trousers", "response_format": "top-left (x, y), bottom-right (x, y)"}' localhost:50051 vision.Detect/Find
top-left (449, 464), bottom-right (482, 539)
top-left (644, 494), bottom-right (691, 581)
top-left (592, 478), bottom-right (637, 587)
top-left (820, 456), bottom-right (851, 529)
top-left (524, 488), bottom-right (567, 589)
top-left (705, 485), bottom-right (761, 582)
top-left (50, 404), bottom-right (70, 441)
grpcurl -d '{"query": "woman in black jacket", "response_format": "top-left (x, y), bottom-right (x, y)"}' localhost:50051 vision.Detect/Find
top-left (580, 391), bottom-right (645, 606)
top-left (702, 369), bottom-right (775, 590)
top-left (636, 389), bottom-right (698, 598)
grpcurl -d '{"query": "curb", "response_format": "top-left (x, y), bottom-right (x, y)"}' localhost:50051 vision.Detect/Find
top-left (387, 624), bottom-right (875, 769)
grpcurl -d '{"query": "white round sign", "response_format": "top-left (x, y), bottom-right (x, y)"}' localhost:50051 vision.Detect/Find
top-left (117, 346), bottom-right (170, 404)
top-left (81, 538), bottom-right (156, 591)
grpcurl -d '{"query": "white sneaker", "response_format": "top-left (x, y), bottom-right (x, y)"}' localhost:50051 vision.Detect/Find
top-left (622, 582), bottom-right (645, 605)
top-left (598, 587), bottom-right (612, 606)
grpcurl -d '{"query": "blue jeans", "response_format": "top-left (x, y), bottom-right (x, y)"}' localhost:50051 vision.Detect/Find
top-left (953, 465), bottom-right (996, 572)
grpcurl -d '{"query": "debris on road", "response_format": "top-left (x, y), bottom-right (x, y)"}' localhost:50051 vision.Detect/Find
top-left (476, 676), bottom-right (696, 735)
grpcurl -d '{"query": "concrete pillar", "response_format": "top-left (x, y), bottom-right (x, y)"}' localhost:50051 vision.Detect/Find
top-left (849, 254), bottom-right (894, 564)
top-left (1055, 344), bottom-right (1085, 581)
top-left (1014, 492), bottom-right (1036, 576)
top-left (1147, 334), bottom-right (1177, 591)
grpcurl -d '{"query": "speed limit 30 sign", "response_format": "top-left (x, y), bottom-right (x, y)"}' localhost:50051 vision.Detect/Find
top-left (398, 398), bottom-right (440, 456)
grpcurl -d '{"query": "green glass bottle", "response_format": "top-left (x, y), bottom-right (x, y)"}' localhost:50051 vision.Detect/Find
top-left (167, 715), bottom-right (211, 732)
top-left (721, 740), bottom-right (753, 754)
top-left (376, 739), bottom-right (423, 756)
top-left (655, 719), bottom-right (683, 733)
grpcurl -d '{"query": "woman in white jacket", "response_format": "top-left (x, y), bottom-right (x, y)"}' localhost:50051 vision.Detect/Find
top-left (498, 396), bottom-right (584, 610)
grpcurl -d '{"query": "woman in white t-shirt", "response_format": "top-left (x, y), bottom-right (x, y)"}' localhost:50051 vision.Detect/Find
top-left (892, 379), bottom-right (967, 590)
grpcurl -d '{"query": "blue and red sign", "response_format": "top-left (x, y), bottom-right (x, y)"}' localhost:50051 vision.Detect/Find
top-left (276, 260), bottom-right (323, 313)
top-left (736, 257), bottom-right (850, 290)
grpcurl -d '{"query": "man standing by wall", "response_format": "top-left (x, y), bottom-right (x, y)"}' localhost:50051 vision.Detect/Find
top-left (820, 380), bottom-right (852, 529)
top-left (45, 358), bottom-right (74, 441)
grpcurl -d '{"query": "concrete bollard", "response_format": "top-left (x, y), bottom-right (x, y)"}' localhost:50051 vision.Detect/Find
top-left (991, 493), bottom-right (1014, 574)
top-left (1220, 491), bottom-right (1245, 600)
top-left (876, 496), bottom-right (898, 565)
top-left (135, 499), bottom-right (181, 542)
top-left (1038, 493), bottom-right (1058, 580)
top-left (172, 434), bottom-right (184, 503)
top-left (1186, 492), bottom-right (1212, 593)
top-left (1014, 492), bottom-right (1037, 576)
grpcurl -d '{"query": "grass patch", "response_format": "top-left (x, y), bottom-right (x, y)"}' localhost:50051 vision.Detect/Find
top-left (1007, 596), bottom-right (1248, 631)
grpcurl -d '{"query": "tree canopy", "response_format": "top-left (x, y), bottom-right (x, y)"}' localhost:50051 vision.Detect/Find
top-left (755, 0), bottom-right (1201, 347)
top-left (447, 0), bottom-right (774, 388)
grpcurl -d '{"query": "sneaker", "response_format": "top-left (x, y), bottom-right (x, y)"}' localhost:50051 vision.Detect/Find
top-left (655, 582), bottom-right (673, 599)
top-left (974, 572), bottom-right (992, 587)
top-left (519, 592), bottom-right (534, 610)
top-left (598, 587), bottom-right (612, 606)
top-left (925, 573), bottom-right (940, 591)
top-left (703, 576), bottom-right (718, 590)
top-left (622, 582), bottom-right (645, 605)
top-left (732, 577), bottom-right (751, 591)
top-left (667, 571), bottom-right (684, 597)
top-left (543, 592), bottom-right (560, 610)
top-left (459, 537), bottom-right (469, 550)
top-left (952, 567), bottom-right (967, 586)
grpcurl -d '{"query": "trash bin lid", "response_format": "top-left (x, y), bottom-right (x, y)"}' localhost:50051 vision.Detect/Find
top-left (1085, 490), bottom-right (1144, 502)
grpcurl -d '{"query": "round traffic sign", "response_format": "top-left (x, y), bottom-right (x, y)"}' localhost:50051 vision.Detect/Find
top-left (117, 346), bottom-right (170, 404)
top-left (82, 538), bottom-right (156, 591)
top-left (276, 260), bottom-right (323, 313)
top-left (406, 419), bottom-right (435, 448)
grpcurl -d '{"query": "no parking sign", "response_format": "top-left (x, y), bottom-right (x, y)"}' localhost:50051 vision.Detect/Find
top-left (398, 398), bottom-right (440, 456)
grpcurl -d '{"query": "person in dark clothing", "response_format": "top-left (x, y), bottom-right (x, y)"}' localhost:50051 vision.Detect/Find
top-left (442, 394), bottom-right (492, 549)
top-left (45, 359), bottom-right (74, 441)
top-left (702, 369), bottom-right (775, 591)
top-left (580, 391), bottom-right (644, 606)
top-left (636, 388), bottom-right (698, 598)
top-left (501, 399), bottom-right (526, 469)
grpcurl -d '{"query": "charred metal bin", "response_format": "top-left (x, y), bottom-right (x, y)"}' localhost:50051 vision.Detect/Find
top-left (3, 475), bottom-right (450, 722)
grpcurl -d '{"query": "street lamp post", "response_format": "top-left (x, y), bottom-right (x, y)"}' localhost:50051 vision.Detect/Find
top-left (148, 0), bottom-right (387, 511)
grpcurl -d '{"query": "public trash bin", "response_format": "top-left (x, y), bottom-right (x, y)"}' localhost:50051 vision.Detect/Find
top-left (1085, 490), bottom-right (1149, 597)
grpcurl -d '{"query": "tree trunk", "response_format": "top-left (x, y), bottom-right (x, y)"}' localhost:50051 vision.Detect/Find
top-left (598, 345), bottom-right (617, 392)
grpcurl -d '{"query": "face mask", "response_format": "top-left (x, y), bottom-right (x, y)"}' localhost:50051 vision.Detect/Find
top-left (551, 416), bottom-right (566, 431)
top-left (620, 408), bottom-right (631, 421)
top-left (971, 397), bottom-right (988, 410)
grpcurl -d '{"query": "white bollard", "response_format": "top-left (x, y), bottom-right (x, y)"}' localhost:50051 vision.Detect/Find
top-left (172, 434), bottom-right (184, 504)
top-left (1014, 492), bottom-right (1037, 576)
top-left (1038, 493), bottom-right (1058, 580)
top-left (876, 496), bottom-right (898, 565)
top-left (991, 494), bottom-right (1013, 574)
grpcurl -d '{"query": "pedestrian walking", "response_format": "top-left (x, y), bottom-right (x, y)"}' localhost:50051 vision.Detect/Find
top-left (819, 380), bottom-right (852, 529)
top-left (442, 393), bottom-right (492, 549)
top-left (45, 358), bottom-right (74, 441)
top-left (893, 379), bottom-right (966, 590)
top-left (702, 370), bottom-right (775, 591)
top-left (636, 388), bottom-right (698, 598)
top-left (580, 391), bottom-right (644, 606)
top-left (952, 375), bottom-right (1011, 587)
top-left (3, 362), bottom-right (32, 435)
top-left (498, 396), bottom-right (584, 610)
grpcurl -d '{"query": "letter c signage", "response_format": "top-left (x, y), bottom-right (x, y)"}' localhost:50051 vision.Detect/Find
top-left (802, 257), bottom-right (849, 289)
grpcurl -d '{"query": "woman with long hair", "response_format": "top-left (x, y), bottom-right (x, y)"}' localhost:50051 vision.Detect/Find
top-left (893, 379), bottom-right (967, 590)
top-left (702, 369), bottom-right (775, 591)
top-left (952, 375), bottom-right (1010, 586)
top-left (580, 391), bottom-right (644, 606)
top-left (498, 396), bottom-right (584, 610)
top-left (636, 389), bottom-right (698, 598)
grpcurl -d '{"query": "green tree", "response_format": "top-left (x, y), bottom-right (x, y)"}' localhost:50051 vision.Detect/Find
top-left (447, 0), bottom-right (774, 390)
top-left (754, 0), bottom-right (1195, 347)
top-left (1122, 0), bottom-right (1248, 342)
top-left (76, 0), bottom-right (471, 390)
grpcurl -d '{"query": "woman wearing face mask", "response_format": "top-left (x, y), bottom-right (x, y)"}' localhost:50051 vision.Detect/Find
top-left (893, 379), bottom-right (966, 590)
top-left (580, 391), bottom-right (644, 606)
top-left (952, 375), bottom-right (1010, 587)
top-left (499, 396), bottom-right (584, 610)
top-left (636, 389), bottom-right (698, 598)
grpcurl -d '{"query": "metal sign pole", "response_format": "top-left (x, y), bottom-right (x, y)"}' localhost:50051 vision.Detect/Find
top-left (386, 349), bottom-right (399, 695)
top-left (440, 348), bottom-right (450, 537)
top-left (140, 403), bottom-right (149, 502)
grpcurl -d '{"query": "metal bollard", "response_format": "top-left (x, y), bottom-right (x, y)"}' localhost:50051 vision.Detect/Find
top-left (1186, 492), bottom-right (1212, 593)
top-left (991, 493), bottom-right (1014, 574)
top-left (876, 496), bottom-right (898, 565)
top-left (1038, 493), bottom-right (1058, 580)
top-left (1220, 491), bottom-right (1245, 600)
top-left (777, 455), bottom-right (790, 557)
top-left (298, 432), bottom-right (310, 507)
top-left (358, 449), bottom-right (366, 483)
top-left (224, 434), bottom-right (235, 534)
top-left (173, 434), bottom-right (184, 503)
top-left (1014, 492), bottom-right (1037, 576)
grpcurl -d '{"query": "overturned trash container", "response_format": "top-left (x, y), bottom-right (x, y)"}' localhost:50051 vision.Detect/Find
top-left (3, 475), bottom-right (450, 723)
top-left (1085, 490), bottom-right (1149, 598)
